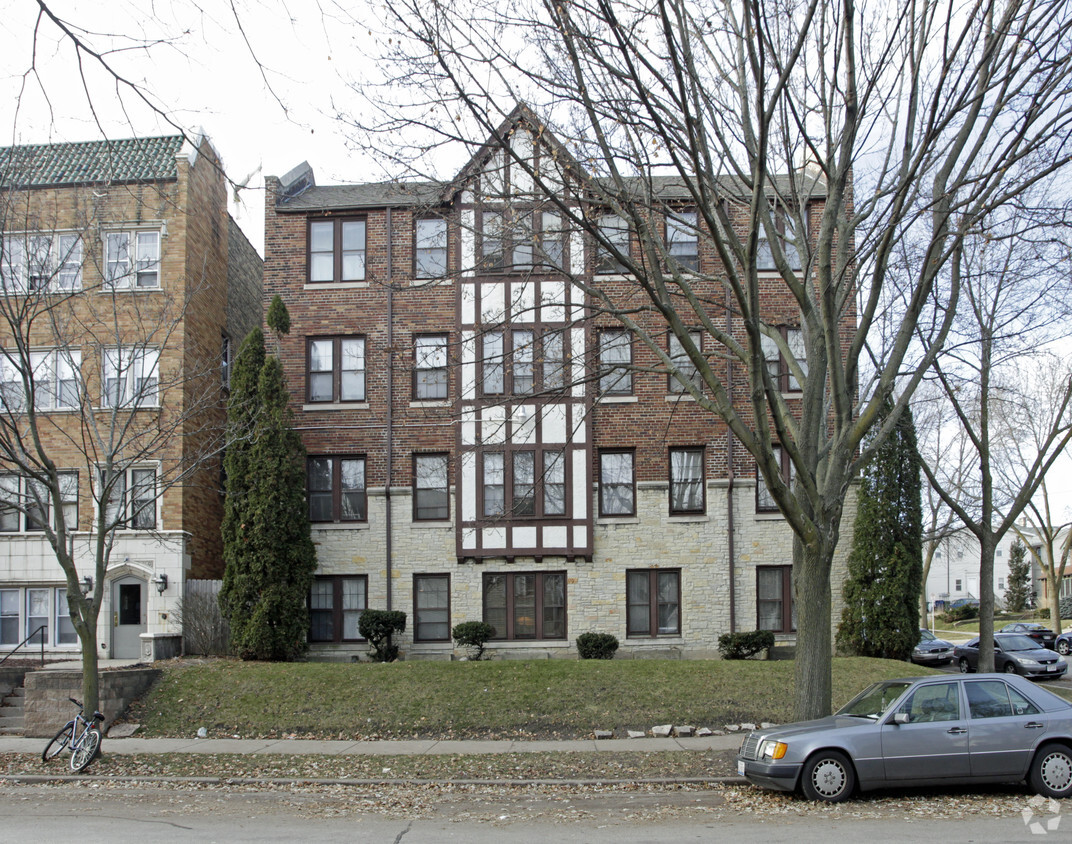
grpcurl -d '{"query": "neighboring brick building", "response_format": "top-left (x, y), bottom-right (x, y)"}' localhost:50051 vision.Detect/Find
top-left (0, 134), bottom-right (262, 660)
top-left (264, 110), bottom-right (853, 660)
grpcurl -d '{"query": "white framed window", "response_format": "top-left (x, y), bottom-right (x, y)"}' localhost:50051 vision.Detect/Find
top-left (1, 233), bottom-right (83, 293)
top-left (30, 349), bottom-right (81, 410)
top-left (101, 466), bottom-right (157, 530)
top-left (667, 211), bottom-right (699, 271)
top-left (0, 586), bottom-right (79, 649)
top-left (0, 472), bottom-right (79, 533)
top-left (415, 218), bottom-right (448, 279)
top-left (105, 229), bottom-right (161, 289)
top-left (102, 347), bottom-right (160, 408)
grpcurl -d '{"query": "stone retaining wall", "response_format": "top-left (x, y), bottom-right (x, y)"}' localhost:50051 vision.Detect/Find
top-left (23, 667), bottom-right (160, 738)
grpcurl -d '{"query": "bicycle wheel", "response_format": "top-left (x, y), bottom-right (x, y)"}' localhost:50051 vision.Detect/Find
top-left (42, 723), bottom-right (74, 762)
top-left (70, 727), bottom-right (101, 773)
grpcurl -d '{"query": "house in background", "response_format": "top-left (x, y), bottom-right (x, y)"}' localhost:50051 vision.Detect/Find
top-left (924, 530), bottom-right (1018, 616)
top-left (0, 134), bottom-right (261, 660)
top-left (263, 109), bottom-right (855, 659)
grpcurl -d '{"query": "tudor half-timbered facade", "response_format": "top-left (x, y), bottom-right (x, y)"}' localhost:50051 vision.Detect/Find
top-left (264, 112), bottom-right (854, 659)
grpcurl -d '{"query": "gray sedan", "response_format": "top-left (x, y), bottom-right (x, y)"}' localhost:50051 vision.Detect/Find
top-left (736, 674), bottom-right (1072, 802)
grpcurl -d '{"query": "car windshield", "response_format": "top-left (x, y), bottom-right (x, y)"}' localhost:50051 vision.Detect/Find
top-left (919, 630), bottom-right (936, 642)
top-left (998, 635), bottom-right (1040, 651)
top-left (837, 681), bottom-right (913, 720)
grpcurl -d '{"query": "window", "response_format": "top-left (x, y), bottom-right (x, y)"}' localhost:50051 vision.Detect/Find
top-left (757, 208), bottom-right (802, 271)
top-left (414, 334), bottom-right (448, 400)
top-left (102, 467), bottom-right (156, 530)
top-left (483, 452), bottom-right (505, 517)
top-left (667, 211), bottom-right (699, 271)
top-left (481, 210), bottom-right (506, 271)
top-left (481, 210), bottom-right (537, 273)
top-left (2, 233), bottom-right (82, 292)
top-left (18, 472), bottom-right (78, 532)
top-left (761, 327), bottom-right (806, 392)
top-left (482, 331), bottom-right (505, 395)
top-left (966, 680), bottom-right (1039, 719)
top-left (598, 329), bottom-right (631, 395)
top-left (0, 349), bottom-right (81, 412)
top-left (512, 451), bottom-right (536, 516)
top-left (221, 336), bottom-right (232, 389)
top-left (483, 571), bottom-right (566, 640)
top-left (668, 331), bottom-right (702, 393)
top-left (307, 456), bottom-right (366, 523)
top-left (307, 337), bottom-right (366, 403)
top-left (102, 347), bottom-right (159, 408)
top-left (955, 579), bottom-right (962, 591)
top-left (627, 569), bottom-right (681, 636)
top-left (998, 578), bottom-right (1005, 590)
top-left (512, 331), bottom-right (534, 394)
top-left (414, 454), bottom-right (449, 521)
top-left (0, 586), bottom-right (77, 648)
top-left (669, 448), bottom-right (704, 514)
top-left (538, 212), bottom-right (565, 270)
top-left (599, 450), bottom-right (635, 517)
top-left (105, 230), bottom-right (160, 288)
top-left (542, 330), bottom-right (567, 390)
top-left (897, 682), bottom-right (961, 723)
top-left (595, 214), bottom-right (629, 274)
top-left (308, 219), bottom-right (366, 283)
top-left (757, 565), bottom-right (795, 632)
top-left (308, 575), bottom-right (366, 643)
top-left (415, 218), bottom-right (447, 278)
top-left (756, 445), bottom-right (794, 512)
top-left (414, 574), bottom-right (450, 641)
top-left (543, 451), bottom-right (566, 516)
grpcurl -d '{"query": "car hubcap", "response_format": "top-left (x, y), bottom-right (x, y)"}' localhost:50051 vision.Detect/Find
top-left (1060, 642), bottom-right (1070, 655)
top-left (811, 759), bottom-right (846, 797)
top-left (1042, 752), bottom-right (1072, 792)
top-left (960, 660), bottom-right (969, 673)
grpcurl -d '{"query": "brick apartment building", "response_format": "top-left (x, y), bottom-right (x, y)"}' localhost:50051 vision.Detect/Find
top-left (0, 134), bottom-right (262, 660)
top-left (264, 110), bottom-right (853, 660)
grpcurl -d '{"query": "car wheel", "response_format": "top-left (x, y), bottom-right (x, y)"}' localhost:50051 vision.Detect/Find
top-left (1003, 662), bottom-right (1019, 675)
top-left (800, 750), bottom-right (855, 803)
top-left (959, 658), bottom-right (972, 674)
top-left (1058, 640), bottom-right (1070, 656)
top-left (1030, 743), bottom-right (1072, 799)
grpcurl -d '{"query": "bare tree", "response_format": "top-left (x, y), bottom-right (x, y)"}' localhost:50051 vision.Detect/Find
top-left (339, 0), bottom-right (1072, 716)
top-left (917, 200), bottom-right (1072, 670)
top-left (0, 153), bottom-right (227, 715)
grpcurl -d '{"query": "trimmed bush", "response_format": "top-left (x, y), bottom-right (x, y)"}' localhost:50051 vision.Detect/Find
top-left (576, 632), bottom-right (619, 660)
top-left (358, 610), bottom-right (406, 662)
top-left (940, 604), bottom-right (979, 624)
top-left (718, 630), bottom-right (775, 660)
top-left (1061, 596), bottom-right (1072, 619)
top-left (452, 621), bottom-right (494, 660)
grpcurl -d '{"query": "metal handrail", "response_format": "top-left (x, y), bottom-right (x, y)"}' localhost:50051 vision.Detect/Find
top-left (0, 625), bottom-right (47, 667)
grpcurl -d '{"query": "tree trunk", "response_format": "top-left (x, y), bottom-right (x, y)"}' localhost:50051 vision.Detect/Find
top-left (977, 533), bottom-right (996, 673)
top-left (920, 551), bottom-right (934, 630)
top-left (1047, 571), bottom-right (1061, 636)
top-left (793, 537), bottom-right (833, 721)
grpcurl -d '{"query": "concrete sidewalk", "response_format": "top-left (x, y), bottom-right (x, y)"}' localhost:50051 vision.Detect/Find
top-left (0, 734), bottom-right (742, 756)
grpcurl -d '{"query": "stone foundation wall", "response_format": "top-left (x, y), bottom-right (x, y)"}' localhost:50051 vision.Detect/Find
top-left (23, 668), bottom-right (161, 737)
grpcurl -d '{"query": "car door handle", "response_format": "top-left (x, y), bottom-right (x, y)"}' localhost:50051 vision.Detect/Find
top-left (1025, 722), bottom-right (1045, 729)
top-left (947, 727), bottom-right (968, 735)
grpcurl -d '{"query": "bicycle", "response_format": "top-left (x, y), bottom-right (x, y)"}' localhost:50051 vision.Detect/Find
top-left (41, 697), bottom-right (104, 773)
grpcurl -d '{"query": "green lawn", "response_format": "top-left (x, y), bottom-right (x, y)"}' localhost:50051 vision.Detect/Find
top-left (126, 656), bottom-right (938, 740)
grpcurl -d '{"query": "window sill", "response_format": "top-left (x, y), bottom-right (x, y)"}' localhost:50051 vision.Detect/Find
top-left (625, 636), bottom-right (684, 644)
top-left (302, 402), bottom-right (369, 412)
top-left (596, 516), bottom-right (640, 525)
top-left (668, 514), bottom-right (708, 523)
top-left (598, 395), bottom-right (637, 404)
top-left (487, 640), bottom-right (571, 648)
top-left (102, 286), bottom-right (162, 293)
top-left (753, 511), bottom-right (786, 521)
top-left (96, 405), bottom-right (161, 411)
top-left (410, 400), bottom-right (451, 408)
top-left (664, 393), bottom-right (697, 402)
top-left (304, 281), bottom-right (368, 290)
top-left (311, 521), bottom-right (370, 531)
top-left (411, 520), bottom-right (452, 529)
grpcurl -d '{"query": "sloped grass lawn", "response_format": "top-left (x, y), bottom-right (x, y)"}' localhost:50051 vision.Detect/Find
top-left (127, 657), bottom-right (935, 740)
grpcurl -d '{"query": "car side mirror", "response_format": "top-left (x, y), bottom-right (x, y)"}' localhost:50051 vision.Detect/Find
top-left (892, 712), bottom-right (909, 725)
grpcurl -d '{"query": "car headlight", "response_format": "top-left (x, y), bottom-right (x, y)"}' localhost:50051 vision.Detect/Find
top-left (1015, 657), bottom-right (1040, 666)
top-left (759, 740), bottom-right (788, 760)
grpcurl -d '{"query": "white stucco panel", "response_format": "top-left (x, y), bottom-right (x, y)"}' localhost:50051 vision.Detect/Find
top-left (571, 404), bottom-right (587, 441)
top-left (512, 279), bottom-right (535, 322)
top-left (572, 449), bottom-right (588, 519)
top-left (512, 404), bottom-right (536, 444)
top-left (542, 404), bottom-right (567, 443)
top-left (461, 332), bottom-right (476, 402)
top-left (573, 525), bottom-right (587, 548)
top-left (461, 526), bottom-right (477, 550)
top-left (461, 406), bottom-right (477, 446)
top-left (481, 282), bottom-right (505, 324)
top-left (461, 452), bottom-right (477, 521)
top-left (541, 280), bottom-right (565, 323)
top-left (461, 282), bottom-right (476, 325)
top-left (482, 406), bottom-right (507, 444)
top-left (483, 526), bottom-right (507, 549)
top-left (512, 526), bottom-right (538, 548)
top-left (461, 209), bottom-right (475, 276)
top-left (543, 525), bottom-right (568, 547)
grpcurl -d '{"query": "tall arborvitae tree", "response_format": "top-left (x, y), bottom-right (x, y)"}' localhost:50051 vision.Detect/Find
top-left (1005, 541), bottom-right (1031, 614)
top-left (219, 319), bottom-right (317, 659)
top-left (837, 399), bottom-right (924, 660)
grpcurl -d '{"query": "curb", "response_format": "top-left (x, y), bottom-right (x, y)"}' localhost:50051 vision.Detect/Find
top-left (0, 773), bottom-right (750, 787)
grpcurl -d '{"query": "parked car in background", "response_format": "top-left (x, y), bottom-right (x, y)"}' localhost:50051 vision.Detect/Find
top-left (1055, 632), bottom-right (1072, 656)
top-left (912, 630), bottom-right (955, 665)
top-left (736, 674), bottom-right (1072, 802)
top-left (1000, 622), bottom-right (1056, 649)
top-left (954, 634), bottom-right (1067, 678)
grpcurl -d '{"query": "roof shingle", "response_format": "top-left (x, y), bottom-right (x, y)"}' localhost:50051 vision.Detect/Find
top-left (0, 136), bottom-right (185, 188)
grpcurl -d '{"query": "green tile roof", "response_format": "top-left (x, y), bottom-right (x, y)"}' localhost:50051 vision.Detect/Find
top-left (0, 135), bottom-right (185, 188)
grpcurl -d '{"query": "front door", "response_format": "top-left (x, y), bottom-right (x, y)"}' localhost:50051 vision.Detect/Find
top-left (112, 576), bottom-right (146, 658)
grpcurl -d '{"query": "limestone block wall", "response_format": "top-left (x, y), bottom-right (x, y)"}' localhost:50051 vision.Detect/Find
top-left (23, 667), bottom-right (161, 737)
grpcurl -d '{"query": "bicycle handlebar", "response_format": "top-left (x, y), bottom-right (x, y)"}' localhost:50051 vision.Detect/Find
top-left (68, 697), bottom-right (82, 708)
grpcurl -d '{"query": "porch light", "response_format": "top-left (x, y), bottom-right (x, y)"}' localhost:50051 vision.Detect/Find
top-left (152, 572), bottom-right (168, 595)
top-left (80, 575), bottom-right (93, 595)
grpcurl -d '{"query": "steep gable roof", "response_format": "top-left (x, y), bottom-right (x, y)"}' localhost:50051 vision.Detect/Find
top-left (0, 135), bottom-right (185, 189)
